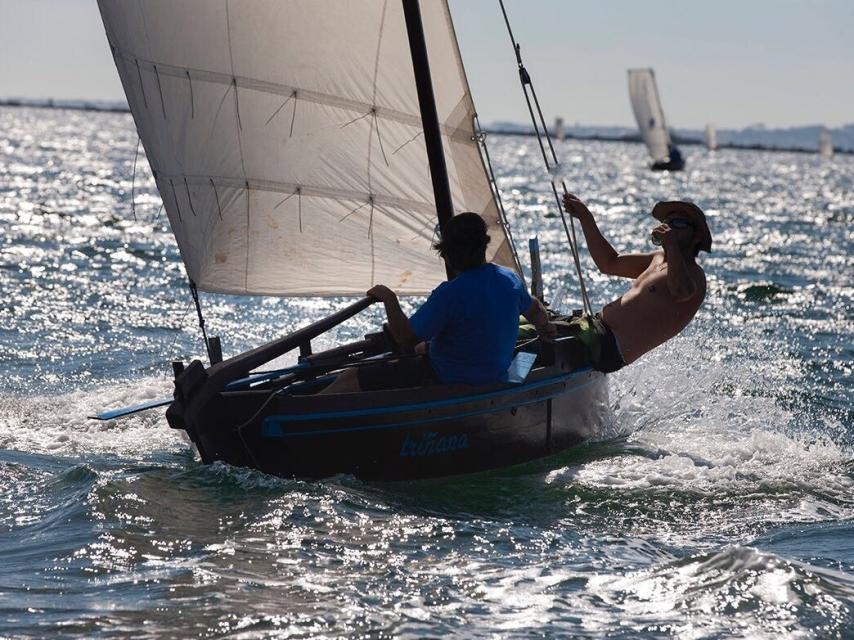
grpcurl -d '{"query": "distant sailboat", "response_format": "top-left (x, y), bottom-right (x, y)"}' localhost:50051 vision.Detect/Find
top-left (554, 117), bottom-right (565, 141)
top-left (627, 68), bottom-right (684, 171)
top-left (819, 127), bottom-right (834, 158)
top-left (705, 124), bottom-right (718, 151)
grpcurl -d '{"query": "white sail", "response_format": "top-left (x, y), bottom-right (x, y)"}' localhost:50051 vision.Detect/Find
top-left (819, 127), bottom-right (834, 158)
top-left (97, 0), bottom-right (516, 296)
top-left (705, 124), bottom-right (717, 150)
top-left (554, 117), bottom-right (565, 141)
top-left (627, 69), bottom-right (671, 163)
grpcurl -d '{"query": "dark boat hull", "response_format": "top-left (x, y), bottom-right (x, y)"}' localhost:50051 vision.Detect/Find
top-left (197, 368), bottom-right (607, 480)
top-left (651, 158), bottom-right (685, 171)
top-left (166, 299), bottom-right (610, 481)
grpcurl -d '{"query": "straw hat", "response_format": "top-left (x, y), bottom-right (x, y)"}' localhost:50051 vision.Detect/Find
top-left (651, 201), bottom-right (712, 253)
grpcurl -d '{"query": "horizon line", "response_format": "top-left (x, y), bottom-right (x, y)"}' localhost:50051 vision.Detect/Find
top-left (1, 96), bottom-right (851, 133)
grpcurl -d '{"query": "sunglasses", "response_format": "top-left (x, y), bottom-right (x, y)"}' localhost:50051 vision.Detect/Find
top-left (664, 217), bottom-right (694, 230)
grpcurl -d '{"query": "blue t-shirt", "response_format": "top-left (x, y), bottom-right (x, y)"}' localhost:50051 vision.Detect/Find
top-left (409, 264), bottom-right (533, 385)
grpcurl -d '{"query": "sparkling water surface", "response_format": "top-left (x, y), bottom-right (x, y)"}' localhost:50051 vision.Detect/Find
top-left (1, 106), bottom-right (852, 638)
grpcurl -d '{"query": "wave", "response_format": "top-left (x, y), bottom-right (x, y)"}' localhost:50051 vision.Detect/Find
top-left (585, 545), bottom-right (854, 637)
top-left (0, 376), bottom-right (181, 458)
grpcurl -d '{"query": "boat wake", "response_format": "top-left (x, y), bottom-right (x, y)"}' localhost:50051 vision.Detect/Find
top-left (0, 376), bottom-right (179, 458)
top-left (538, 322), bottom-right (854, 553)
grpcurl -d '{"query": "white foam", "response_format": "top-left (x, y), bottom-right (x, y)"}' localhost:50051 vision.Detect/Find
top-left (0, 376), bottom-right (183, 458)
top-left (548, 324), bottom-right (854, 539)
top-left (584, 546), bottom-right (854, 638)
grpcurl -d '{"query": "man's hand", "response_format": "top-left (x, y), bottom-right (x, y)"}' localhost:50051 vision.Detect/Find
top-left (536, 320), bottom-right (558, 343)
top-left (367, 284), bottom-right (397, 305)
top-left (368, 284), bottom-right (420, 350)
top-left (562, 192), bottom-right (592, 220)
top-left (650, 223), bottom-right (679, 252)
top-left (523, 298), bottom-right (557, 343)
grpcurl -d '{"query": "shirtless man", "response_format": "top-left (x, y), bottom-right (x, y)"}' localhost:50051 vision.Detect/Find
top-left (561, 193), bottom-right (711, 371)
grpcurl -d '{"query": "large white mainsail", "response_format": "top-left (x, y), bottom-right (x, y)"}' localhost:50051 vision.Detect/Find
top-left (98, 0), bottom-right (516, 296)
top-left (627, 69), bottom-right (671, 163)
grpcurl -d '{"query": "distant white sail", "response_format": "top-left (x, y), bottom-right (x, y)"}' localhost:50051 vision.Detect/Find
top-left (819, 127), bottom-right (834, 158)
top-left (554, 117), bottom-right (565, 141)
top-left (627, 69), bottom-right (671, 163)
top-left (705, 124), bottom-right (718, 151)
top-left (98, 0), bottom-right (516, 296)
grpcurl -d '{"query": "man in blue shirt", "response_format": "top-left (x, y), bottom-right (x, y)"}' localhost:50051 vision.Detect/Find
top-left (321, 212), bottom-right (555, 393)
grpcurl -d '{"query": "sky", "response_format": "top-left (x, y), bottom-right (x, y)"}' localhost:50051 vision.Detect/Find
top-left (0, 0), bottom-right (851, 129)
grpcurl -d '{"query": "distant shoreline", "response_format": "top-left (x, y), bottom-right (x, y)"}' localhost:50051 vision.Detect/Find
top-left (0, 98), bottom-right (130, 114)
top-left (2, 99), bottom-right (850, 156)
top-left (484, 127), bottom-right (853, 156)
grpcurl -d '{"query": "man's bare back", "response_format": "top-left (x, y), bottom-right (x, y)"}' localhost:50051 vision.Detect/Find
top-left (601, 251), bottom-right (706, 364)
top-left (562, 193), bottom-right (711, 368)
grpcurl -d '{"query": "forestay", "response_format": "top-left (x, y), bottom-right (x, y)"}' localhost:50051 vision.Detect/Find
top-left (627, 69), bottom-right (671, 163)
top-left (98, 0), bottom-right (517, 296)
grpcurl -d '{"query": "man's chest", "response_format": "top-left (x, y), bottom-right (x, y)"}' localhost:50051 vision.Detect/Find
top-left (632, 261), bottom-right (669, 294)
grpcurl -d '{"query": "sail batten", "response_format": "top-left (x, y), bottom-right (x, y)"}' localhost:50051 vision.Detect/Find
top-left (110, 47), bottom-right (477, 143)
top-left (150, 173), bottom-right (440, 217)
top-left (98, 0), bottom-right (515, 296)
top-left (627, 68), bottom-right (671, 163)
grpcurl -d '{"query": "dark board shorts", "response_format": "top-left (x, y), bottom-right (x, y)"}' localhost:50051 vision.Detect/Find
top-left (357, 355), bottom-right (439, 391)
top-left (592, 316), bottom-right (627, 373)
top-left (553, 314), bottom-right (626, 374)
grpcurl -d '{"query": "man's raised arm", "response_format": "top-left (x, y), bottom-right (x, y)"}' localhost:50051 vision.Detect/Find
top-left (562, 193), bottom-right (655, 279)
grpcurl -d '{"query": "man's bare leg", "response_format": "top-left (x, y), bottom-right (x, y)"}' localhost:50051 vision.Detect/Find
top-left (318, 367), bottom-right (361, 395)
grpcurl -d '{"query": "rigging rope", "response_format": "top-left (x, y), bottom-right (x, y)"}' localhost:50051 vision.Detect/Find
top-left (130, 137), bottom-right (140, 221)
top-left (473, 114), bottom-right (524, 279)
top-left (496, 0), bottom-right (593, 316)
top-left (189, 279), bottom-right (214, 364)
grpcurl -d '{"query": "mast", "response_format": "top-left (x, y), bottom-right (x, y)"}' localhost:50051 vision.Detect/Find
top-left (401, 0), bottom-right (455, 278)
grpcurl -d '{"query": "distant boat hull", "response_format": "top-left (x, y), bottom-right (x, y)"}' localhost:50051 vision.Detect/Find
top-left (650, 157), bottom-right (685, 171)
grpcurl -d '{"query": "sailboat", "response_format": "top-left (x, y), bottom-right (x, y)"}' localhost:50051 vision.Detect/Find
top-left (554, 117), bottom-right (566, 141)
top-left (627, 69), bottom-right (685, 171)
top-left (705, 124), bottom-right (718, 151)
top-left (94, 0), bottom-right (609, 480)
top-left (819, 127), bottom-right (834, 158)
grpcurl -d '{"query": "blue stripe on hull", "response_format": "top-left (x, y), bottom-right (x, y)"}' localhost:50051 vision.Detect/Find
top-left (262, 369), bottom-right (600, 438)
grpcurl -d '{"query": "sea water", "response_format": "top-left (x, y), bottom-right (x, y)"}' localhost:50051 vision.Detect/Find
top-left (0, 106), bottom-right (851, 638)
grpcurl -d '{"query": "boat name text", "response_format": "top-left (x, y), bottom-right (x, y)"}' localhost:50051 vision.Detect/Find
top-left (400, 431), bottom-right (469, 457)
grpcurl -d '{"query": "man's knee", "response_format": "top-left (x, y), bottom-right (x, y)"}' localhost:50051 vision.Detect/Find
top-left (320, 367), bottom-right (361, 394)
top-left (340, 368), bottom-right (359, 386)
